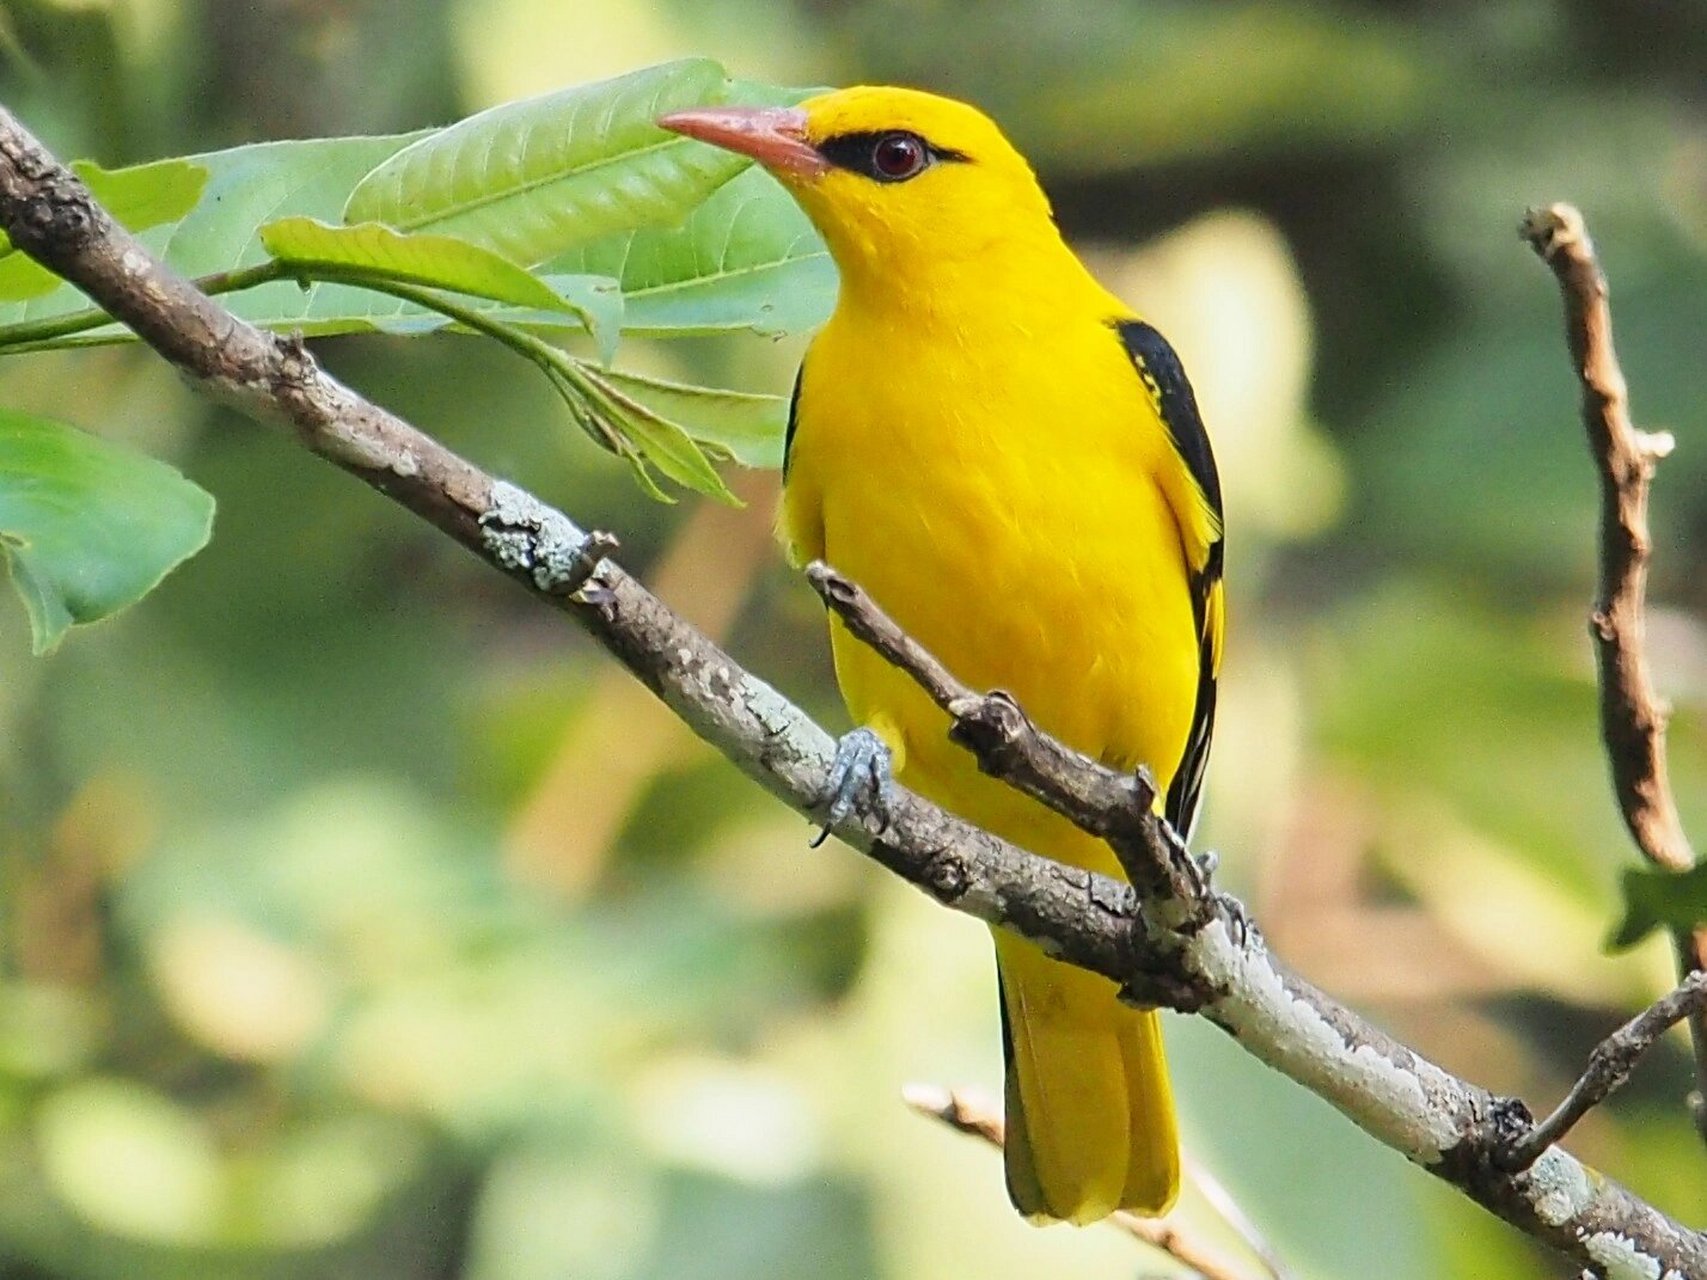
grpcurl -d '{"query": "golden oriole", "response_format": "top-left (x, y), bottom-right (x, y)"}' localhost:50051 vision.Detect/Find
top-left (661, 86), bottom-right (1224, 1225)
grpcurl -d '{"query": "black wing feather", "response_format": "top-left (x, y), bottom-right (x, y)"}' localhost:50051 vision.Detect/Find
top-left (783, 366), bottom-right (804, 479)
top-left (1113, 320), bottom-right (1224, 834)
top-left (1115, 320), bottom-right (1222, 522)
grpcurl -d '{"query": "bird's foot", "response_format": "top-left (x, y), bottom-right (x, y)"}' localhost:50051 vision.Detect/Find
top-left (1215, 886), bottom-right (1260, 950)
top-left (812, 726), bottom-right (894, 848)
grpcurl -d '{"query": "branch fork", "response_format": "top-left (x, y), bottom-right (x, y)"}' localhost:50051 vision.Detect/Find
top-left (805, 562), bottom-right (1210, 916)
top-left (1499, 971), bottom-right (1707, 1173)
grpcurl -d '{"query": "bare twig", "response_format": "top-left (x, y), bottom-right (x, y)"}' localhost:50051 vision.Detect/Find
top-left (1520, 204), bottom-right (1690, 871)
top-left (903, 1084), bottom-right (1270, 1280)
top-left (804, 562), bottom-right (1161, 833)
top-left (1183, 1154), bottom-right (1296, 1280)
top-left (0, 106), bottom-right (1703, 1277)
top-left (805, 561), bottom-right (1210, 946)
top-left (1501, 971), bottom-right (1707, 1170)
top-left (904, 1082), bottom-right (1006, 1146)
top-left (1521, 202), bottom-right (1707, 1141)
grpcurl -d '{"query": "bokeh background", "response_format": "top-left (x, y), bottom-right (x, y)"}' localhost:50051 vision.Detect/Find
top-left (4, 1), bottom-right (1707, 1276)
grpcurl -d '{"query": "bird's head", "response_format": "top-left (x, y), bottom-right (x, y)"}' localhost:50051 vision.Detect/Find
top-left (659, 86), bottom-right (1059, 294)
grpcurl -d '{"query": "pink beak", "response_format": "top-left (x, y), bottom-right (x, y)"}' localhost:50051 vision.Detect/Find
top-left (657, 105), bottom-right (827, 177)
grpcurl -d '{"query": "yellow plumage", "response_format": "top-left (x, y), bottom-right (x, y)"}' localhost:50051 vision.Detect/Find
top-left (661, 86), bottom-right (1224, 1223)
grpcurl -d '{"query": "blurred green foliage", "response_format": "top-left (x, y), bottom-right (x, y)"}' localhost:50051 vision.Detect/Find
top-left (4, 1), bottom-right (1707, 1277)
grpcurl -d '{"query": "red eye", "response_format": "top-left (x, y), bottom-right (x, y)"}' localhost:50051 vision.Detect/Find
top-left (871, 133), bottom-right (928, 181)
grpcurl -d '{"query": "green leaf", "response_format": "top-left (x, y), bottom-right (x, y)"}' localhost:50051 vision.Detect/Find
top-left (0, 72), bottom-right (828, 363)
top-left (0, 255), bottom-right (66, 305)
top-left (721, 79), bottom-right (825, 110)
top-left (594, 365), bottom-right (788, 469)
top-left (0, 134), bottom-right (629, 356)
top-left (574, 364), bottom-right (737, 502)
top-left (0, 132), bottom-right (426, 344)
top-left (343, 59), bottom-right (753, 268)
top-left (0, 74), bottom-right (831, 354)
top-left (258, 217), bottom-right (621, 355)
top-left (78, 158), bottom-right (211, 241)
top-left (165, 133), bottom-right (430, 276)
top-left (0, 156), bottom-right (210, 301)
top-left (550, 165), bottom-right (835, 338)
top-left (0, 409), bottom-right (214, 653)
top-left (212, 135), bottom-right (424, 278)
top-left (360, 270), bottom-right (623, 349)
top-left (259, 218), bottom-right (574, 310)
top-left (1608, 862), bottom-right (1707, 951)
top-left (0, 269), bottom-right (626, 361)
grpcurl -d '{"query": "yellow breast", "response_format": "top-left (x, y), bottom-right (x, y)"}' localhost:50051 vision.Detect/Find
top-left (783, 296), bottom-right (1200, 853)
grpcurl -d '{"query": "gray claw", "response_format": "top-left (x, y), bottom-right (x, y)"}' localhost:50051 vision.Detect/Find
top-left (813, 726), bottom-right (893, 847)
top-left (1188, 846), bottom-right (1259, 948)
top-left (1217, 890), bottom-right (1260, 949)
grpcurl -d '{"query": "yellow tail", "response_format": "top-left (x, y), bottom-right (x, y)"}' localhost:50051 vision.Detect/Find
top-left (995, 931), bottom-right (1180, 1223)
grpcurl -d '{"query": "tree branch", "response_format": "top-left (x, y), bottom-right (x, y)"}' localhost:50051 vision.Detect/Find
top-left (1519, 204), bottom-right (1691, 871)
top-left (1521, 202), bottom-right (1707, 1142)
top-left (903, 1084), bottom-right (1274, 1280)
top-left (805, 562), bottom-right (1205, 933)
top-left (1501, 971), bottom-right (1707, 1171)
top-left (0, 105), bottom-right (1703, 1279)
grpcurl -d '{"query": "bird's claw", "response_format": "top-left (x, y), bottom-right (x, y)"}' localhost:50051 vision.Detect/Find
top-left (1187, 847), bottom-right (1258, 949)
top-left (1216, 889), bottom-right (1260, 950)
top-left (813, 726), bottom-right (893, 847)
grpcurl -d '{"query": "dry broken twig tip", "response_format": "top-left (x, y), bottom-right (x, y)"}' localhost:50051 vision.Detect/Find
top-left (902, 1084), bottom-right (1279, 1280)
top-left (1521, 201), bottom-right (1707, 1144)
top-left (0, 104), bottom-right (1703, 1276)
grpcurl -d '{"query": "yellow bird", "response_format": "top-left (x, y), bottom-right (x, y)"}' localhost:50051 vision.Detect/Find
top-left (661, 86), bottom-right (1223, 1224)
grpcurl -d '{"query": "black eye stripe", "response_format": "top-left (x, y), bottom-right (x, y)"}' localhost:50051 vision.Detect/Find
top-left (816, 130), bottom-right (969, 182)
